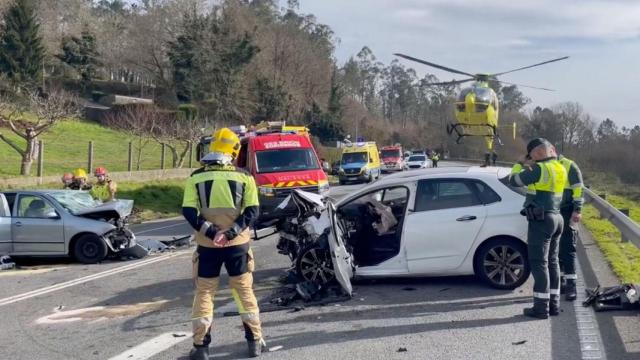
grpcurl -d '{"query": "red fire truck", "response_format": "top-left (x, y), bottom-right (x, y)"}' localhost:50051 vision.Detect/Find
top-left (380, 145), bottom-right (405, 172)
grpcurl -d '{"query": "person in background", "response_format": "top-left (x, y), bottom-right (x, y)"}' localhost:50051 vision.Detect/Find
top-left (491, 152), bottom-right (498, 166)
top-left (69, 168), bottom-right (92, 190)
top-left (61, 172), bottom-right (74, 189)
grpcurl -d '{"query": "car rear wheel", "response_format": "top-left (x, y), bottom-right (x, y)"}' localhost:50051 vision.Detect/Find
top-left (474, 238), bottom-right (530, 290)
top-left (74, 234), bottom-right (108, 264)
top-left (296, 243), bottom-right (335, 285)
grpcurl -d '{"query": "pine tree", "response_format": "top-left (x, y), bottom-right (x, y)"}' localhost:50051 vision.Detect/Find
top-left (0, 0), bottom-right (45, 86)
top-left (57, 27), bottom-right (101, 90)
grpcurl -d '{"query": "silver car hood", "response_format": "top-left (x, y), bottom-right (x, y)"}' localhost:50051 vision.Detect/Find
top-left (74, 199), bottom-right (134, 219)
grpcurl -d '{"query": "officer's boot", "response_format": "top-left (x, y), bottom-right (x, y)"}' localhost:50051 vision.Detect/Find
top-left (560, 276), bottom-right (567, 294)
top-left (550, 295), bottom-right (560, 316)
top-left (523, 298), bottom-right (549, 319)
top-left (247, 338), bottom-right (266, 358)
top-left (565, 279), bottom-right (577, 301)
top-left (189, 346), bottom-right (209, 360)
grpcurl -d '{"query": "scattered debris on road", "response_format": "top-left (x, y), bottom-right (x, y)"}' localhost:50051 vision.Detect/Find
top-left (583, 284), bottom-right (640, 311)
top-left (512, 340), bottom-right (527, 346)
top-left (0, 255), bottom-right (16, 270)
top-left (172, 333), bottom-right (187, 338)
top-left (402, 287), bottom-right (416, 291)
top-left (397, 347), bottom-right (408, 352)
top-left (439, 288), bottom-right (451, 292)
top-left (118, 235), bottom-right (193, 260)
top-left (35, 300), bottom-right (169, 324)
top-left (268, 345), bottom-right (283, 352)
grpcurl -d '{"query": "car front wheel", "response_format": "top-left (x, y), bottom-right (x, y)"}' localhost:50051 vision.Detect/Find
top-left (296, 243), bottom-right (335, 285)
top-left (474, 238), bottom-right (530, 290)
top-left (74, 234), bottom-right (108, 264)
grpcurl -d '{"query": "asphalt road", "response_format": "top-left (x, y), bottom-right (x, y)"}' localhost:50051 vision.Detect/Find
top-left (0, 161), bottom-right (637, 360)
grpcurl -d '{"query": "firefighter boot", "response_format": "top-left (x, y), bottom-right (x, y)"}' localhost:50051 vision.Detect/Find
top-left (523, 298), bottom-right (549, 319)
top-left (189, 346), bottom-right (209, 360)
top-left (565, 279), bottom-right (577, 301)
top-left (247, 338), bottom-right (266, 358)
top-left (550, 295), bottom-right (560, 316)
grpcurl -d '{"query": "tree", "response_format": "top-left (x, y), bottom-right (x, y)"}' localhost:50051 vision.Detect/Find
top-left (57, 27), bottom-right (101, 90)
top-left (499, 85), bottom-right (530, 112)
top-left (0, 0), bottom-right (46, 87)
top-left (103, 105), bottom-right (156, 171)
top-left (0, 89), bottom-right (80, 175)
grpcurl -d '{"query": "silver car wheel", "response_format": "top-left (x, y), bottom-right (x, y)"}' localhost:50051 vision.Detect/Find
top-left (482, 245), bottom-right (525, 286)
top-left (297, 246), bottom-right (335, 284)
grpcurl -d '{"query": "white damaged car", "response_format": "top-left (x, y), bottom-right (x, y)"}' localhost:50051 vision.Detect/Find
top-left (0, 190), bottom-right (135, 264)
top-left (277, 166), bottom-right (530, 295)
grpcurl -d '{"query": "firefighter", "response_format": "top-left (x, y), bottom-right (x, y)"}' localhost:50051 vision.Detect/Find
top-left (70, 168), bottom-right (92, 190)
top-left (509, 138), bottom-right (567, 319)
top-left (61, 172), bottom-right (74, 189)
top-left (182, 128), bottom-right (264, 359)
top-left (556, 153), bottom-right (584, 301)
top-left (91, 167), bottom-right (117, 202)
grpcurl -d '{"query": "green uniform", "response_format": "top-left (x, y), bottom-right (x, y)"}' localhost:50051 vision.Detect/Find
top-left (182, 164), bottom-right (262, 348)
top-left (558, 155), bottom-right (584, 298)
top-left (510, 158), bottom-right (567, 313)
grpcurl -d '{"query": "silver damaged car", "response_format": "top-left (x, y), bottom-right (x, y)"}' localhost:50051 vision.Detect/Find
top-left (0, 190), bottom-right (135, 263)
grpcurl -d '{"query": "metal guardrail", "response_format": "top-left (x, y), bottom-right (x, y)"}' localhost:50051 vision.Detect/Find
top-left (448, 157), bottom-right (640, 248)
top-left (583, 188), bottom-right (640, 248)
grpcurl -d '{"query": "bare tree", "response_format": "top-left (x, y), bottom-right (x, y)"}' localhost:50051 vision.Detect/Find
top-left (151, 113), bottom-right (205, 168)
top-left (0, 89), bottom-right (80, 175)
top-left (103, 105), bottom-right (156, 170)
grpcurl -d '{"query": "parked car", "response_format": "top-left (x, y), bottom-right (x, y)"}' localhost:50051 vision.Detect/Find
top-left (282, 166), bottom-right (530, 295)
top-left (404, 154), bottom-right (432, 170)
top-left (0, 190), bottom-right (136, 264)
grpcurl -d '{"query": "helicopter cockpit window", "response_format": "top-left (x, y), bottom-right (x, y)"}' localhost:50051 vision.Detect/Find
top-left (456, 87), bottom-right (473, 102)
top-left (473, 87), bottom-right (493, 104)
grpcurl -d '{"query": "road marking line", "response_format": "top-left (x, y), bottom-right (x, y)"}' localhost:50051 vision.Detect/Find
top-left (574, 262), bottom-right (607, 360)
top-left (135, 222), bottom-right (186, 235)
top-left (0, 252), bottom-right (186, 307)
top-left (107, 331), bottom-right (192, 360)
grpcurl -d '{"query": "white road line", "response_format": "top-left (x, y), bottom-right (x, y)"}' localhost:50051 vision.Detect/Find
top-left (0, 252), bottom-right (186, 307)
top-left (107, 331), bottom-right (192, 360)
top-left (135, 222), bottom-right (187, 235)
top-left (574, 263), bottom-right (607, 360)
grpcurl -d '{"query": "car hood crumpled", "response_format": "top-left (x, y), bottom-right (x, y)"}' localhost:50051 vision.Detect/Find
top-left (74, 199), bottom-right (134, 220)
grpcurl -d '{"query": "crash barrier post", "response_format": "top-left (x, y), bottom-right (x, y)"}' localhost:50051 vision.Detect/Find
top-left (448, 158), bottom-right (640, 249)
top-left (188, 143), bottom-right (194, 169)
top-left (127, 142), bottom-right (133, 172)
top-left (160, 143), bottom-right (166, 170)
top-left (618, 208), bottom-right (630, 242)
top-left (88, 141), bottom-right (94, 174)
top-left (37, 140), bottom-right (44, 178)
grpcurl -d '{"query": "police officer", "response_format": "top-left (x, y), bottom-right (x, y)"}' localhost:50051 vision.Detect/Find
top-left (557, 153), bottom-right (584, 301)
top-left (431, 152), bottom-right (440, 167)
top-left (182, 128), bottom-right (264, 359)
top-left (509, 138), bottom-right (567, 319)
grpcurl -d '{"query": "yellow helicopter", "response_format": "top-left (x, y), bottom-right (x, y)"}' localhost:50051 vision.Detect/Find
top-left (394, 53), bottom-right (569, 151)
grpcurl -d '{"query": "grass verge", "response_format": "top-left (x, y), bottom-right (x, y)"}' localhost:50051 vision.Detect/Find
top-left (582, 195), bottom-right (640, 283)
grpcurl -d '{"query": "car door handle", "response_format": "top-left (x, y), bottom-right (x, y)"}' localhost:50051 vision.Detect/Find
top-left (456, 215), bottom-right (477, 222)
top-left (14, 222), bottom-right (22, 227)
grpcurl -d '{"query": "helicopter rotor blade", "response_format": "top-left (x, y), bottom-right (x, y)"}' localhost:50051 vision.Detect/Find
top-left (426, 78), bottom-right (475, 86)
top-left (394, 53), bottom-right (476, 77)
top-left (492, 56), bottom-right (569, 77)
top-left (494, 79), bottom-right (555, 91)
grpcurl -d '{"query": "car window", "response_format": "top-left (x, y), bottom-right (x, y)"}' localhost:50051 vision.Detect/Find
top-left (471, 180), bottom-right (502, 205)
top-left (383, 187), bottom-right (408, 203)
top-left (2, 193), bottom-right (16, 217)
top-left (17, 195), bottom-right (58, 218)
top-left (415, 180), bottom-right (482, 211)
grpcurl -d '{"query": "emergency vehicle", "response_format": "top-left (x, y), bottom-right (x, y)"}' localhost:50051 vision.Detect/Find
top-left (197, 122), bottom-right (329, 227)
top-left (380, 145), bottom-right (404, 172)
top-left (338, 141), bottom-right (381, 184)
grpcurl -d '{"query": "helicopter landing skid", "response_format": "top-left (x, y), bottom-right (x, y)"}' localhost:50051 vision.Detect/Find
top-left (447, 123), bottom-right (499, 146)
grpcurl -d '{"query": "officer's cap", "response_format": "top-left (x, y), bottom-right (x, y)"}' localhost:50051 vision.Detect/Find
top-left (526, 138), bottom-right (551, 154)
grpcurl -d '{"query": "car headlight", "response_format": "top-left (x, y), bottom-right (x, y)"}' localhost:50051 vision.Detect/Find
top-left (362, 167), bottom-right (369, 174)
top-left (318, 181), bottom-right (330, 193)
top-left (259, 186), bottom-right (276, 197)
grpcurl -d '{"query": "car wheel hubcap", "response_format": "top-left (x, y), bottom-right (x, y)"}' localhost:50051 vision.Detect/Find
top-left (83, 243), bottom-right (98, 257)
top-left (483, 245), bottom-right (524, 286)
top-left (299, 248), bottom-right (335, 284)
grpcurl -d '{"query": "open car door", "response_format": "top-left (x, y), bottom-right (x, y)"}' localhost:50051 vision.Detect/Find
top-left (0, 193), bottom-right (13, 254)
top-left (327, 202), bottom-right (354, 296)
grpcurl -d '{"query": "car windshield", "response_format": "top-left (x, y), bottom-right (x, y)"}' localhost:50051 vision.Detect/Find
top-left (342, 152), bottom-right (368, 164)
top-left (381, 149), bottom-right (401, 158)
top-left (255, 148), bottom-right (320, 173)
top-left (409, 155), bottom-right (426, 161)
top-left (48, 191), bottom-right (101, 214)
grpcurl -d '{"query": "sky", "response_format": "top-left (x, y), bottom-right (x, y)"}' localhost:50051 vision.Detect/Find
top-left (293, 0), bottom-right (640, 127)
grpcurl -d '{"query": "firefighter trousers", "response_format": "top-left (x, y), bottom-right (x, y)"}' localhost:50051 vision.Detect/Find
top-left (191, 244), bottom-right (261, 347)
top-left (527, 213), bottom-right (563, 312)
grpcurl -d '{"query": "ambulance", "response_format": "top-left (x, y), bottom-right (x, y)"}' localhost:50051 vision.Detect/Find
top-left (197, 122), bottom-right (329, 227)
top-left (338, 141), bottom-right (381, 184)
